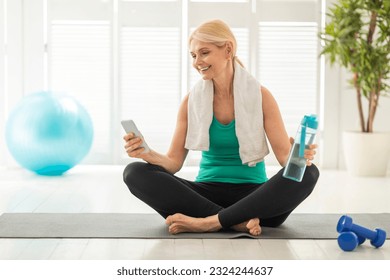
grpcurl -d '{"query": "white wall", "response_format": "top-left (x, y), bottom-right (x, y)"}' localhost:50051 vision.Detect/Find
top-left (1, 0), bottom-right (25, 166)
top-left (0, 0), bottom-right (5, 166)
top-left (321, 0), bottom-right (390, 171)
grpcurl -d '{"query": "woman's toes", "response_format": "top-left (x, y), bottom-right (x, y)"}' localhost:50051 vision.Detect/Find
top-left (250, 227), bottom-right (261, 236)
top-left (246, 218), bottom-right (258, 230)
top-left (246, 218), bottom-right (261, 236)
top-left (165, 216), bottom-right (173, 225)
top-left (168, 224), bottom-right (178, 234)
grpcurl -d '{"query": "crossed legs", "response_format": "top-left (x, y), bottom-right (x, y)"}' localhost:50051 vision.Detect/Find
top-left (123, 162), bottom-right (319, 236)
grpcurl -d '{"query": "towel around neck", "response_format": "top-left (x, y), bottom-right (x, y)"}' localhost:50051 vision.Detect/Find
top-left (185, 61), bottom-right (269, 166)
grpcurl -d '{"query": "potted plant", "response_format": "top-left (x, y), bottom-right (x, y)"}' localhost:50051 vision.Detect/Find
top-left (320, 0), bottom-right (390, 176)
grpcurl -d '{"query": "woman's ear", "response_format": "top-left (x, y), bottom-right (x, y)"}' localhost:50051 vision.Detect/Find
top-left (225, 42), bottom-right (233, 59)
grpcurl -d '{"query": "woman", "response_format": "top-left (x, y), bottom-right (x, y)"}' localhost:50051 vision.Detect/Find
top-left (123, 19), bottom-right (319, 236)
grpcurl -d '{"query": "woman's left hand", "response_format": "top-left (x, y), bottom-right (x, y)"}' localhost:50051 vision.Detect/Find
top-left (304, 143), bottom-right (317, 166)
top-left (290, 137), bottom-right (318, 166)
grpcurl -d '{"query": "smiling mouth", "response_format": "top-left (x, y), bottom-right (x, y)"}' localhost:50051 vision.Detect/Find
top-left (199, 65), bottom-right (211, 72)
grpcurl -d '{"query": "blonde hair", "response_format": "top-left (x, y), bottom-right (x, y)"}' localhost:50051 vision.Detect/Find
top-left (189, 19), bottom-right (244, 68)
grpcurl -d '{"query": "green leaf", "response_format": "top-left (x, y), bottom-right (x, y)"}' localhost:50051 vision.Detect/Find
top-left (318, 0), bottom-right (390, 132)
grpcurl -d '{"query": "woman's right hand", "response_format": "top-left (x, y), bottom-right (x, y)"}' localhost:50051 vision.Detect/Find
top-left (123, 133), bottom-right (150, 159)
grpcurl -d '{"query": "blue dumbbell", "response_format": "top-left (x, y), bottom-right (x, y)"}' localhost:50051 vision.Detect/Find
top-left (337, 230), bottom-right (366, 252)
top-left (337, 215), bottom-right (386, 248)
top-left (338, 231), bottom-right (359, 251)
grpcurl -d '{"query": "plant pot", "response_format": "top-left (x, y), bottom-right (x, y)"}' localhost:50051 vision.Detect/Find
top-left (342, 131), bottom-right (390, 177)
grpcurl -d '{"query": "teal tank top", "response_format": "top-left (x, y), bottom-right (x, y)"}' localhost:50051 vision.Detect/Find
top-left (195, 116), bottom-right (268, 184)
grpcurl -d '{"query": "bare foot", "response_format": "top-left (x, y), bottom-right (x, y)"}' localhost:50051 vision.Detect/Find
top-left (232, 218), bottom-right (262, 236)
top-left (165, 213), bottom-right (222, 234)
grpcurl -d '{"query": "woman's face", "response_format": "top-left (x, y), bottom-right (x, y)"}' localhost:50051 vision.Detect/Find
top-left (190, 39), bottom-right (230, 80)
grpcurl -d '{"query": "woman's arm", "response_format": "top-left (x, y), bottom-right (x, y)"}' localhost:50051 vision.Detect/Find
top-left (123, 94), bottom-right (189, 174)
top-left (262, 87), bottom-right (317, 166)
top-left (261, 86), bottom-right (291, 166)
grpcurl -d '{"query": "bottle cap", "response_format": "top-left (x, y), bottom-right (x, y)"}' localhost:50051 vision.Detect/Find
top-left (301, 114), bottom-right (318, 129)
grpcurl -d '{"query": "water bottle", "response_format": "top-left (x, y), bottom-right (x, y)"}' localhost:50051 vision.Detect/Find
top-left (283, 114), bottom-right (318, 182)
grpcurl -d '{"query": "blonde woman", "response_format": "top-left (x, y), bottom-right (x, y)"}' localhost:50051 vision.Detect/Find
top-left (123, 19), bottom-right (319, 236)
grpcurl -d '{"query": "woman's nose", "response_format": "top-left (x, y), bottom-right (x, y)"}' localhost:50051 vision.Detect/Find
top-left (193, 56), bottom-right (202, 67)
top-left (193, 58), bottom-right (199, 68)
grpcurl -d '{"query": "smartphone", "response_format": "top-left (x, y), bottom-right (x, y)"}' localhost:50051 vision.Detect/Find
top-left (121, 119), bottom-right (150, 153)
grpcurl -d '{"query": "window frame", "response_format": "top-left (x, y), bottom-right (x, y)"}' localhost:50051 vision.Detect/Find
top-left (1, 0), bottom-right (323, 168)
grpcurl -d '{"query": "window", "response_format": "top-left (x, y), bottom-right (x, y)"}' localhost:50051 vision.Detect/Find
top-left (49, 21), bottom-right (111, 163)
top-left (120, 27), bottom-right (180, 155)
top-left (1, 0), bottom-right (321, 167)
top-left (0, 0), bottom-right (5, 166)
top-left (258, 22), bottom-right (318, 135)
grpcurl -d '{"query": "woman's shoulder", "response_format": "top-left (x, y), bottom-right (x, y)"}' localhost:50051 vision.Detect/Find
top-left (182, 92), bottom-right (190, 104)
top-left (177, 93), bottom-right (190, 120)
top-left (260, 86), bottom-right (279, 108)
top-left (260, 85), bottom-right (271, 95)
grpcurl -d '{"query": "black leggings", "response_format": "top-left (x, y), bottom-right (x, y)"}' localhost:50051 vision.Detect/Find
top-left (123, 162), bottom-right (319, 228)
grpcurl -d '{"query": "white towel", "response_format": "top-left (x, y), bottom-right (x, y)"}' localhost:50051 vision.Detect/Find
top-left (185, 61), bottom-right (269, 166)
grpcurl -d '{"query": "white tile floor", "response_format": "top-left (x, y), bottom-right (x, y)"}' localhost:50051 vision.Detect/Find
top-left (0, 164), bottom-right (389, 260)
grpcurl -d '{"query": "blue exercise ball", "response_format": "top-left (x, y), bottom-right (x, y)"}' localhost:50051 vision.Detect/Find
top-left (5, 91), bottom-right (94, 176)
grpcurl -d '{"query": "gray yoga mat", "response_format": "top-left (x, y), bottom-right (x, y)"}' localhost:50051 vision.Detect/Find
top-left (0, 213), bottom-right (389, 239)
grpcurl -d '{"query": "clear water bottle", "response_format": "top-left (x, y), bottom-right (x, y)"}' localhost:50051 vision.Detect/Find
top-left (283, 114), bottom-right (318, 182)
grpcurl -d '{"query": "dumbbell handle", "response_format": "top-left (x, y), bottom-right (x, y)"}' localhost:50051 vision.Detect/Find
top-left (350, 223), bottom-right (378, 240)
